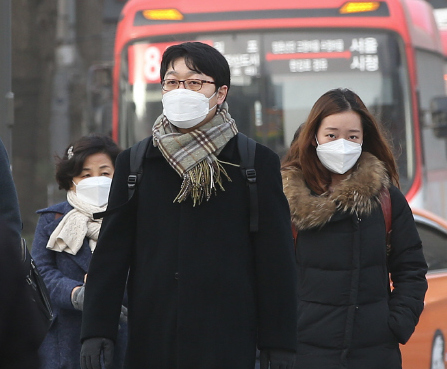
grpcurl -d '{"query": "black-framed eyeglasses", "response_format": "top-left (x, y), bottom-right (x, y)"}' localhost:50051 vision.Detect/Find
top-left (161, 79), bottom-right (216, 92)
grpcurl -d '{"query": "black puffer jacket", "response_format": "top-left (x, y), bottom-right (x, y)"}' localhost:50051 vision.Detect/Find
top-left (282, 152), bottom-right (428, 369)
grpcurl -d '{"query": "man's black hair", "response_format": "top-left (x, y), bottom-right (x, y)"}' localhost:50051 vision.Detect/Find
top-left (160, 42), bottom-right (230, 93)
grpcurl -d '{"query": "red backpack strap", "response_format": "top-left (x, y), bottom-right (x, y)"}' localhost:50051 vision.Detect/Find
top-left (291, 223), bottom-right (298, 250)
top-left (379, 186), bottom-right (392, 255)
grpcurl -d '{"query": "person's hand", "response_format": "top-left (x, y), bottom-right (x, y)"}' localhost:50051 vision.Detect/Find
top-left (80, 337), bottom-right (114, 369)
top-left (119, 305), bottom-right (128, 324)
top-left (260, 349), bottom-right (296, 369)
top-left (71, 285), bottom-right (85, 311)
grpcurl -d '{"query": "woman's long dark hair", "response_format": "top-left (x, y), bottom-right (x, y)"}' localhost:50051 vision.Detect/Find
top-left (282, 88), bottom-right (399, 194)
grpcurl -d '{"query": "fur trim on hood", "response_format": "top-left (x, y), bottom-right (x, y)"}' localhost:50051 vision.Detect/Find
top-left (282, 152), bottom-right (390, 230)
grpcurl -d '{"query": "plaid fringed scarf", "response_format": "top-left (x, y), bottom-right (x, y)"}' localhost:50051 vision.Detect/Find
top-left (152, 102), bottom-right (238, 206)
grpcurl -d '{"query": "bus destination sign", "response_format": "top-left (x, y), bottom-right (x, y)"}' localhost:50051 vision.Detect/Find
top-left (127, 33), bottom-right (383, 85)
top-left (264, 33), bottom-right (382, 74)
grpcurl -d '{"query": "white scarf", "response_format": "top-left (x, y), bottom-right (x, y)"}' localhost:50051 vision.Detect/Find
top-left (46, 190), bottom-right (106, 255)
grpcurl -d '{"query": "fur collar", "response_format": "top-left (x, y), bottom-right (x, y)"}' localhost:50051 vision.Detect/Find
top-left (282, 152), bottom-right (390, 230)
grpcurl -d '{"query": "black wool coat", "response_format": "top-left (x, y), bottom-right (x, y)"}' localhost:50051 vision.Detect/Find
top-left (282, 153), bottom-right (428, 369)
top-left (0, 138), bottom-right (42, 369)
top-left (81, 135), bottom-right (298, 369)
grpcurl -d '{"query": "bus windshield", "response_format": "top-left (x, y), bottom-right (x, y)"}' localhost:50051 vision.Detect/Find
top-left (119, 29), bottom-right (414, 193)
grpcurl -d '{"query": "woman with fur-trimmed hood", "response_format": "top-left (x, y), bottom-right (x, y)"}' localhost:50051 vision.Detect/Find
top-left (281, 88), bottom-right (427, 369)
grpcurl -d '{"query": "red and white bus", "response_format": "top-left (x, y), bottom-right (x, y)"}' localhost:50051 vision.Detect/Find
top-left (432, 1), bottom-right (447, 92)
top-left (112, 0), bottom-right (447, 219)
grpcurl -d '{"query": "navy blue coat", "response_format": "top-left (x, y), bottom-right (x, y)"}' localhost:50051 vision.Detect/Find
top-left (31, 201), bottom-right (127, 369)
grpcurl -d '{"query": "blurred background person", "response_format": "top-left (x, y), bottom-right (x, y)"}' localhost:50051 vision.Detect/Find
top-left (0, 136), bottom-right (43, 369)
top-left (281, 88), bottom-right (427, 369)
top-left (31, 134), bottom-right (127, 369)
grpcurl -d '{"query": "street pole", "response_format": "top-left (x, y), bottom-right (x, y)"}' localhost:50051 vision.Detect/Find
top-left (50, 0), bottom-right (76, 159)
top-left (0, 0), bottom-right (14, 157)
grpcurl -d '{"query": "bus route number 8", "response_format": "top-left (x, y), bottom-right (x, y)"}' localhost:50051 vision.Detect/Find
top-left (144, 46), bottom-right (162, 82)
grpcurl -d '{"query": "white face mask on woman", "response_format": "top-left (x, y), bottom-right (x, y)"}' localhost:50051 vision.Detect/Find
top-left (316, 138), bottom-right (362, 174)
top-left (73, 176), bottom-right (112, 207)
top-left (162, 89), bottom-right (217, 129)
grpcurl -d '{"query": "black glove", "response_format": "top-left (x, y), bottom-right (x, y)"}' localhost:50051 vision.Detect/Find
top-left (71, 285), bottom-right (85, 311)
top-left (260, 349), bottom-right (296, 369)
top-left (80, 337), bottom-right (114, 369)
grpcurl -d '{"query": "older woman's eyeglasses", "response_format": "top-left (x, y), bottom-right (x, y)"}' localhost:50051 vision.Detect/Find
top-left (161, 79), bottom-right (215, 92)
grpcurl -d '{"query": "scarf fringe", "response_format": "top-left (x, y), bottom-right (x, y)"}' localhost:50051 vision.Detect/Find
top-left (174, 157), bottom-right (232, 206)
top-left (154, 102), bottom-right (237, 206)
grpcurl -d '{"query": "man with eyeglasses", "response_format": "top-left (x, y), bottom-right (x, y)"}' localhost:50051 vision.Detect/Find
top-left (80, 41), bottom-right (297, 369)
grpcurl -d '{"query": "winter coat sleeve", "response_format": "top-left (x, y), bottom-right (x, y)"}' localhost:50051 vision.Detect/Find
top-left (31, 211), bottom-right (83, 310)
top-left (0, 138), bottom-right (21, 251)
top-left (253, 145), bottom-right (298, 352)
top-left (387, 185), bottom-right (428, 344)
top-left (0, 138), bottom-right (41, 368)
top-left (81, 148), bottom-right (136, 343)
top-left (0, 225), bottom-right (41, 369)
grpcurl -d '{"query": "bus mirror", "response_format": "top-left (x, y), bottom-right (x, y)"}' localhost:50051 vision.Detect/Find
top-left (430, 96), bottom-right (447, 138)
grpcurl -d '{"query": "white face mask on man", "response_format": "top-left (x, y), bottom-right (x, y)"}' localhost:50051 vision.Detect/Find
top-left (162, 89), bottom-right (217, 129)
top-left (72, 176), bottom-right (112, 207)
top-left (316, 138), bottom-right (362, 174)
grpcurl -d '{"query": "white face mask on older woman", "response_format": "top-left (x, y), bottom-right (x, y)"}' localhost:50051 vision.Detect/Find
top-left (316, 138), bottom-right (362, 174)
top-left (72, 176), bottom-right (112, 207)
